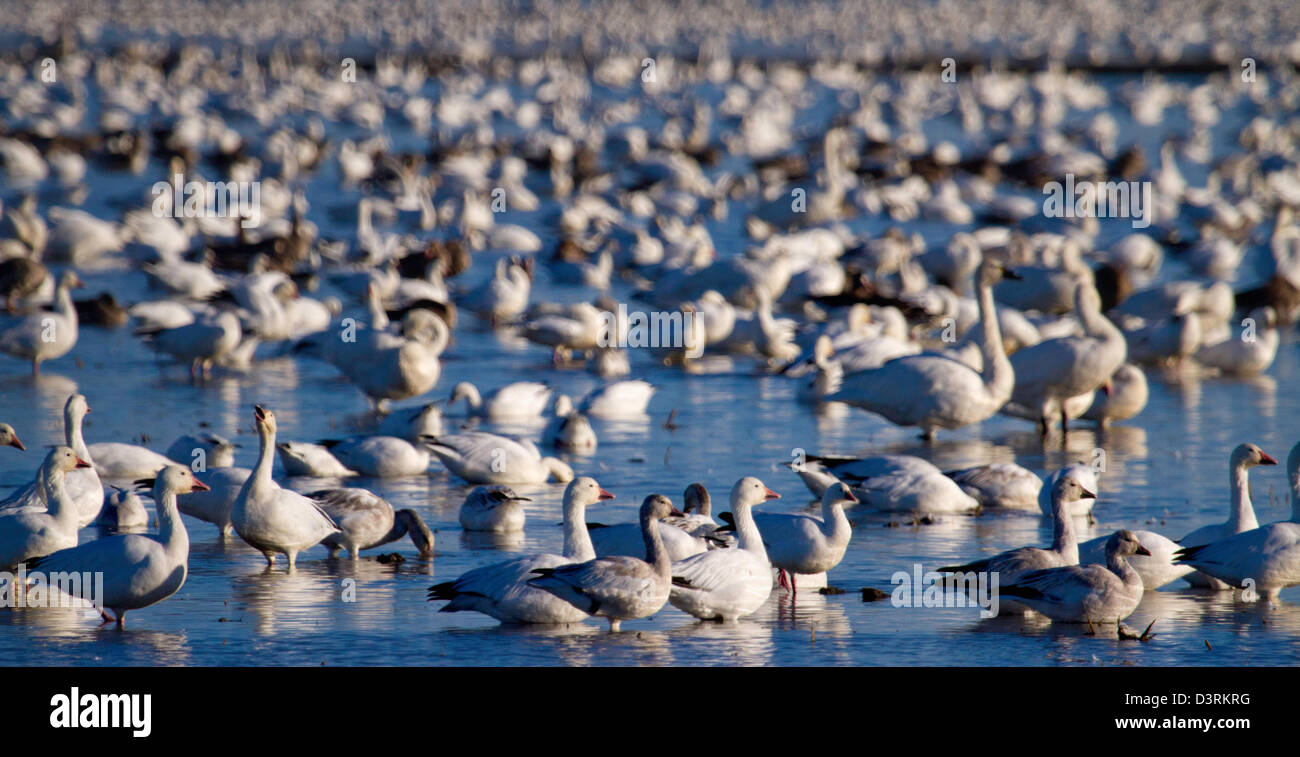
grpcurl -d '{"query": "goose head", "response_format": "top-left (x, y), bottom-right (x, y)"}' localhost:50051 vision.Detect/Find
top-left (64, 393), bottom-right (90, 424)
top-left (640, 493), bottom-right (684, 521)
top-left (975, 257), bottom-right (1019, 289)
top-left (1051, 472), bottom-right (1097, 507)
top-left (821, 481), bottom-right (858, 508)
top-left (683, 482), bottom-right (711, 515)
top-left (563, 476), bottom-right (615, 508)
top-left (448, 381), bottom-right (480, 409)
top-left (153, 465), bottom-right (210, 496)
top-left (1231, 443), bottom-right (1277, 470)
top-left (0, 423), bottom-right (24, 450)
top-left (252, 404), bottom-right (278, 437)
top-left (1107, 529), bottom-right (1152, 558)
top-left (729, 476), bottom-right (780, 511)
top-left (44, 445), bottom-right (91, 475)
top-left (396, 508), bottom-right (435, 555)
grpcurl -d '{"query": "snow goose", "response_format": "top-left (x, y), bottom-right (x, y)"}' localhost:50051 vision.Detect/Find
top-left (521, 301), bottom-right (604, 360)
top-left (1080, 363), bottom-right (1148, 428)
top-left (661, 483), bottom-right (726, 539)
top-left (669, 477), bottom-right (778, 622)
top-left (1174, 442), bottom-right (1300, 602)
top-left (795, 335), bottom-right (843, 404)
top-left (0, 447), bottom-right (88, 568)
top-left (829, 258), bottom-right (1016, 440)
top-left (939, 475), bottom-right (1095, 614)
top-left (95, 486), bottom-right (149, 531)
top-left (137, 310), bottom-right (241, 377)
top-left (462, 257), bottom-right (531, 324)
top-left (1194, 306), bottom-right (1279, 375)
top-left (1179, 443), bottom-right (1277, 589)
top-left (45, 208), bottom-right (124, 263)
top-left (166, 434), bottom-right (236, 470)
top-left (429, 477), bottom-right (615, 624)
top-left (578, 380), bottom-right (655, 419)
top-left (423, 431), bottom-right (573, 485)
top-left (944, 463), bottom-right (1043, 511)
top-left (541, 396), bottom-right (597, 452)
top-left (143, 261), bottom-right (226, 300)
top-left (0, 270), bottom-right (82, 374)
top-left (1003, 282), bottom-right (1127, 435)
top-left (753, 481), bottom-right (855, 598)
top-left (1078, 529), bottom-right (1192, 590)
top-left (0, 394), bottom-right (102, 527)
top-left (999, 530), bottom-right (1150, 623)
top-left (459, 485), bottom-right (530, 533)
top-left (87, 442), bottom-right (174, 479)
top-left (231, 406), bottom-right (341, 568)
top-left (830, 455), bottom-right (979, 514)
top-left (449, 381), bottom-right (552, 420)
top-left (589, 497), bottom-right (714, 562)
top-left (275, 442), bottom-right (356, 478)
top-left (0, 423), bottom-right (24, 451)
top-left (177, 466), bottom-right (250, 538)
top-left (320, 436), bottom-right (430, 478)
top-left (1037, 464), bottom-right (1099, 518)
top-left (310, 488), bottom-right (433, 559)
top-left (31, 465), bottom-right (208, 627)
top-left (529, 493), bottom-right (682, 631)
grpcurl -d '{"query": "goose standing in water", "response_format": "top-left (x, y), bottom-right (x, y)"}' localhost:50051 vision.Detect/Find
top-left (459, 485), bottom-right (530, 533)
top-left (0, 270), bottom-right (82, 374)
top-left (753, 482), bottom-right (854, 599)
top-left (429, 477), bottom-right (614, 624)
top-left (177, 466), bottom-right (251, 538)
top-left (0, 447), bottom-right (89, 568)
top-left (1179, 443), bottom-right (1276, 589)
top-left (231, 405), bottom-right (341, 568)
top-left (0, 394), bottom-right (103, 527)
top-left (669, 477), bottom-right (778, 622)
top-left (999, 530), bottom-right (1150, 624)
top-left (829, 259), bottom-right (1016, 440)
top-left (529, 493), bottom-right (682, 632)
top-left (1003, 282), bottom-right (1127, 436)
top-left (1175, 442), bottom-right (1300, 603)
top-left (31, 465), bottom-right (208, 628)
top-left (310, 488), bottom-right (433, 559)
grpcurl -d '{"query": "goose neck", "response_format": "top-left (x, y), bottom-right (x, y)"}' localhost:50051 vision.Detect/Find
top-left (1229, 464), bottom-right (1258, 532)
top-left (561, 499), bottom-right (596, 561)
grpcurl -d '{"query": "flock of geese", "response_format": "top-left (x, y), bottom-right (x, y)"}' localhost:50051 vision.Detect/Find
top-left (1, 26), bottom-right (1300, 639)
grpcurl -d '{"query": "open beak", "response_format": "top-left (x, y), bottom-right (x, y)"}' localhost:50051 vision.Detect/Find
top-left (8, 436), bottom-right (24, 451)
top-left (1136, 545), bottom-right (1152, 556)
top-left (74, 457), bottom-right (91, 468)
top-left (844, 489), bottom-right (859, 503)
top-left (1260, 452), bottom-right (1278, 465)
top-left (191, 477), bottom-right (210, 492)
top-left (509, 496), bottom-right (532, 503)
top-left (1081, 487), bottom-right (1097, 499)
top-left (598, 488), bottom-right (615, 501)
top-left (763, 487), bottom-right (781, 501)
top-left (254, 404), bottom-right (267, 422)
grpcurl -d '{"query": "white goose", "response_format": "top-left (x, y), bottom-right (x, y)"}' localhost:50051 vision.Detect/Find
top-left (0, 394), bottom-right (103, 527)
top-left (842, 455), bottom-right (981, 514)
top-left (95, 486), bottom-right (149, 531)
top-left (999, 530), bottom-right (1150, 623)
top-left (669, 477), bottom-right (778, 622)
top-left (449, 381), bottom-right (552, 420)
top-left (459, 485), bottom-right (530, 533)
top-left (310, 488), bottom-right (434, 559)
top-left (0, 446), bottom-right (88, 568)
top-left (376, 403), bottom-right (443, 442)
top-left (462, 257), bottom-right (531, 324)
top-left (578, 379), bottom-right (656, 419)
top-left (829, 259), bottom-right (1015, 439)
top-left (1179, 443), bottom-right (1278, 589)
top-left (588, 498), bottom-right (714, 562)
top-left (0, 423), bottom-right (24, 451)
top-left (1078, 529), bottom-right (1193, 590)
top-left (137, 310), bottom-right (242, 377)
top-left (1003, 282), bottom-right (1127, 435)
top-left (429, 477), bottom-right (615, 624)
top-left (320, 436), bottom-right (430, 478)
top-left (1037, 464), bottom-right (1100, 518)
top-left (275, 442), bottom-right (356, 478)
top-left (231, 406), bottom-right (341, 568)
top-left (1175, 442), bottom-right (1300, 602)
top-left (0, 270), bottom-right (82, 374)
top-left (541, 395), bottom-right (598, 452)
top-left (1194, 306), bottom-right (1279, 376)
top-left (753, 481), bottom-right (855, 598)
top-left (529, 493), bottom-right (682, 632)
top-left (32, 465), bottom-right (208, 627)
top-left (945, 463), bottom-right (1042, 511)
top-left (87, 442), bottom-right (174, 480)
top-left (166, 434), bottom-right (237, 469)
top-left (1080, 363), bottom-right (1149, 428)
top-left (423, 431), bottom-right (573, 485)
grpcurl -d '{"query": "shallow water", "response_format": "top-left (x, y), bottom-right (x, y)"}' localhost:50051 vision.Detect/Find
top-left (1, 63), bottom-right (1297, 666)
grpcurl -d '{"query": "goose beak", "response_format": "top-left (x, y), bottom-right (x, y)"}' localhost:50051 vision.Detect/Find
top-left (254, 405), bottom-right (268, 422)
top-left (763, 487), bottom-right (781, 500)
top-left (74, 457), bottom-right (91, 468)
top-left (1136, 545), bottom-right (1152, 556)
top-left (668, 506), bottom-right (685, 517)
top-left (8, 436), bottom-right (24, 451)
top-left (1081, 488), bottom-right (1097, 499)
top-left (1260, 452), bottom-right (1278, 465)
top-left (191, 477), bottom-right (210, 492)
top-left (1102, 381), bottom-right (1112, 397)
top-left (597, 488), bottom-right (615, 500)
top-left (844, 489), bottom-right (859, 503)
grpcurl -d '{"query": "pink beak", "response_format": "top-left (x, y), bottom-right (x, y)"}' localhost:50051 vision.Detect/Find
top-left (763, 487), bottom-right (781, 501)
top-left (598, 488), bottom-right (615, 500)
